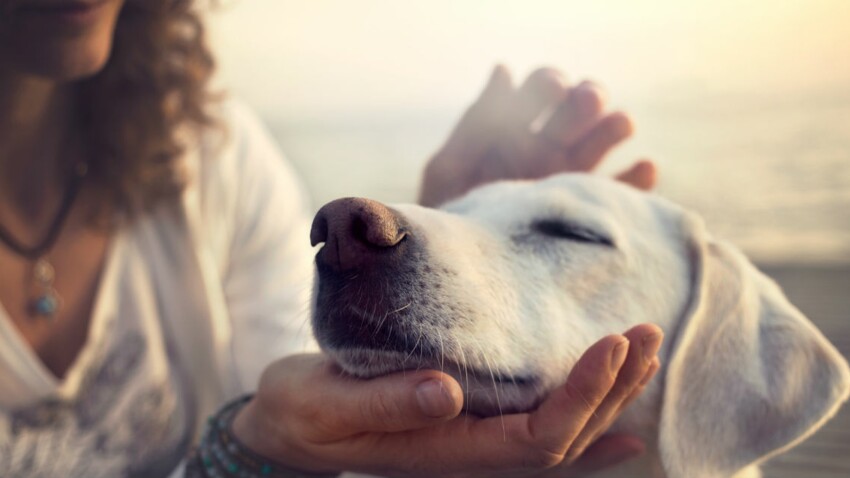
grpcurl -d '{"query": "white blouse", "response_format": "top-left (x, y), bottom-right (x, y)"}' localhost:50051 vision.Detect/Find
top-left (0, 100), bottom-right (318, 477)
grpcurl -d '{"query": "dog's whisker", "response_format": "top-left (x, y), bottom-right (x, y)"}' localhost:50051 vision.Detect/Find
top-left (368, 298), bottom-right (384, 339)
top-left (457, 345), bottom-right (472, 421)
top-left (417, 330), bottom-right (426, 368)
top-left (437, 330), bottom-right (446, 377)
top-left (372, 301), bottom-right (410, 339)
top-left (480, 348), bottom-right (506, 441)
top-left (382, 323), bottom-right (396, 349)
top-left (465, 335), bottom-right (506, 436)
top-left (403, 328), bottom-right (424, 364)
top-left (403, 326), bottom-right (410, 355)
top-left (388, 302), bottom-right (412, 315)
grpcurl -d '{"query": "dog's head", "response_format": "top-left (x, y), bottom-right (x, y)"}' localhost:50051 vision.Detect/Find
top-left (310, 173), bottom-right (849, 477)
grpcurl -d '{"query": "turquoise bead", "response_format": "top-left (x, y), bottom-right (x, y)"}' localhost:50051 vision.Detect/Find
top-left (34, 296), bottom-right (57, 315)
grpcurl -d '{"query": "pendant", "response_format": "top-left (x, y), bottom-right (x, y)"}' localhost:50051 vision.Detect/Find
top-left (28, 258), bottom-right (61, 321)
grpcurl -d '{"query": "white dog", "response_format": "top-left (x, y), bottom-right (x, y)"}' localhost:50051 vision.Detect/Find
top-left (309, 173), bottom-right (850, 478)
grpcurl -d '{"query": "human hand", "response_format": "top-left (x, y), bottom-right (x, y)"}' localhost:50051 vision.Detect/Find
top-left (420, 66), bottom-right (657, 207)
top-left (231, 324), bottom-right (663, 477)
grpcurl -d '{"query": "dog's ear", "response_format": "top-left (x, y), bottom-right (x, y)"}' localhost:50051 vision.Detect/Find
top-left (659, 215), bottom-right (850, 478)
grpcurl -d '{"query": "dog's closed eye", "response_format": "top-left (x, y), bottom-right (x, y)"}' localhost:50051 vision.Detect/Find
top-left (532, 219), bottom-right (614, 247)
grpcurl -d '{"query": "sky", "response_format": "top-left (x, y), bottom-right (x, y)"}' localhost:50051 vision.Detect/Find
top-left (208, 0), bottom-right (850, 119)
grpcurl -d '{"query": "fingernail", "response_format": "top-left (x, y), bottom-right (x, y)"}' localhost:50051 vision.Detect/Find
top-left (639, 358), bottom-right (660, 386)
top-left (610, 339), bottom-right (629, 373)
top-left (416, 380), bottom-right (454, 418)
top-left (642, 332), bottom-right (663, 361)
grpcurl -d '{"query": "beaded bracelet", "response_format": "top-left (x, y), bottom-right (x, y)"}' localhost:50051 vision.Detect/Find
top-left (185, 394), bottom-right (340, 478)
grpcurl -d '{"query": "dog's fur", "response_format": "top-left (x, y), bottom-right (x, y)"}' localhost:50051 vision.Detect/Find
top-left (311, 173), bottom-right (850, 478)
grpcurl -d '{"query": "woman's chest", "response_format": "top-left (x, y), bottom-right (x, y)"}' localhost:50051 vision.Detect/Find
top-left (0, 225), bottom-right (110, 379)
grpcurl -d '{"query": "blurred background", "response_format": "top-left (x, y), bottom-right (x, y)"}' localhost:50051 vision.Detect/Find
top-left (209, 0), bottom-right (850, 265)
top-left (209, 1), bottom-right (849, 475)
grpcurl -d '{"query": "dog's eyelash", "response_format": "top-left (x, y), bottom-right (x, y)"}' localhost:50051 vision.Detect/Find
top-left (532, 219), bottom-right (614, 246)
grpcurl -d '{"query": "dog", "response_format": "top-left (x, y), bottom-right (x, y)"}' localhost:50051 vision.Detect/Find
top-left (309, 173), bottom-right (850, 478)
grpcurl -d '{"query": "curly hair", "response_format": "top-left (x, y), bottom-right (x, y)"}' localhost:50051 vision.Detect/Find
top-left (81, 0), bottom-right (217, 221)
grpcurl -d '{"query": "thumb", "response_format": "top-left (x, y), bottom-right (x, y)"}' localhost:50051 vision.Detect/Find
top-left (327, 369), bottom-right (464, 434)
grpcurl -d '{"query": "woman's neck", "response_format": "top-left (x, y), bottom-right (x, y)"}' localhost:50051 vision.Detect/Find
top-left (0, 70), bottom-right (79, 221)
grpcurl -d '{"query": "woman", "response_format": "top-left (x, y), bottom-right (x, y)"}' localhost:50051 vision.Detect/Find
top-left (0, 0), bottom-right (662, 476)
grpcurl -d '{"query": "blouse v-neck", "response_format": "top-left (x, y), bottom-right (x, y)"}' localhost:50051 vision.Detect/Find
top-left (0, 230), bottom-right (123, 409)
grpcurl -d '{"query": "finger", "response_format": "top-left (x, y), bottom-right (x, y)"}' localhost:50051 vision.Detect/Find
top-left (309, 366), bottom-right (464, 437)
top-left (615, 160), bottom-right (657, 190)
top-left (567, 325), bottom-right (663, 458)
top-left (568, 111), bottom-right (634, 171)
top-left (527, 334), bottom-right (630, 461)
top-left (468, 64), bottom-right (514, 122)
top-left (479, 64), bottom-right (514, 100)
top-left (514, 67), bottom-right (568, 126)
top-left (443, 64), bottom-right (514, 151)
top-left (617, 355), bottom-right (661, 414)
top-left (537, 434), bottom-right (645, 477)
top-left (540, 81), bottom-right (606, 148)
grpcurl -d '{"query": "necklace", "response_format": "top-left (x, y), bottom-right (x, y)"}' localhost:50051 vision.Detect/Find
top-left (0, 161), bottom-right (88, 321)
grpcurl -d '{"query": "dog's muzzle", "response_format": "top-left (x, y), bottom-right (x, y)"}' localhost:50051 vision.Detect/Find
top-left (310, 198), bottom-right (425, 353)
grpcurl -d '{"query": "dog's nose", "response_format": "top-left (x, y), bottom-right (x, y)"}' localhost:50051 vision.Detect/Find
top-left (310, 197), bottom-right (407, 271)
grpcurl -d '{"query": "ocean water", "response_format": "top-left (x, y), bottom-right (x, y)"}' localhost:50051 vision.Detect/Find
top-left (262, 92), bottom-right (850, 265)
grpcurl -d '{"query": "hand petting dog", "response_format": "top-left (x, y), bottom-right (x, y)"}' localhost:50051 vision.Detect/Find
top-left (420, 65), bottom-right (656, 207)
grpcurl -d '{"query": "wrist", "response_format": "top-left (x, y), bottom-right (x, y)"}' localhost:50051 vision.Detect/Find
top-left (193, 395), bottom-right (339, 478)
top-left (231, 398), bottom-right (284, 459)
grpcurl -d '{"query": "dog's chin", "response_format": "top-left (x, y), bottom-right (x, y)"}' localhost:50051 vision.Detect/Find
top-left (326, 347), bottom-right (419, 378)
top-left (325, 347), bottom-right (547, 417)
